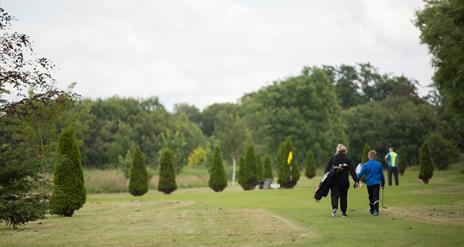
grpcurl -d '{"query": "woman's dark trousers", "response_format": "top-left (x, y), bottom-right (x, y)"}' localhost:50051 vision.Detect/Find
top-left (330, 184), bottom-right (349, 213)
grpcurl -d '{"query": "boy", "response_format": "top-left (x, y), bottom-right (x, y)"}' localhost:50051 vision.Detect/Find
top-left (357, 150), bottom-right (385, 216)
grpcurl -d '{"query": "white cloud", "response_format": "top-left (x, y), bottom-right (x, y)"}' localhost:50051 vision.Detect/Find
top-left (3, 0), bottom-right (433, 110)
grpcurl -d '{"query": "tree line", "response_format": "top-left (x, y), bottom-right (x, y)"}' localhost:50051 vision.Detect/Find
top-left (6, 63), bottom-right (462, 175)
top-left (52, 63), bottom-right (460, 173)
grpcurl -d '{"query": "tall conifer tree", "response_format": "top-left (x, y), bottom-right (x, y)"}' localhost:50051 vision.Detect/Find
top-left (49, 128), bottom-right (86, 217)
top-left (129, 146), bottom-right (148, 196)
top-left (238, 144), bottom-right (258, 190)
top-left (158, 148), bottom-right (177, 194)
top-left (208, 145), bottom-right (228, 192)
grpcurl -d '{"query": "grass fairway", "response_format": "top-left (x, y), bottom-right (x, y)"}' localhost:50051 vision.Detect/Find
top-left (1, 168), bottom-right (464, 247)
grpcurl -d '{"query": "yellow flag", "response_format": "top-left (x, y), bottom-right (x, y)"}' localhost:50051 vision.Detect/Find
top-left (287, 151), bottom-right (293, 165)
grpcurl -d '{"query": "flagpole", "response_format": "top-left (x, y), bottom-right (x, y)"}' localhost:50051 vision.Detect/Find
top-left (290, 165), bottom-right (292, 181)
top-left (288, 150), bottom-right (293, 181)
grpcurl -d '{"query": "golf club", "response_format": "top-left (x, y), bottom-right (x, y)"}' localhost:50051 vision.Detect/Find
top-left (381, 186), bottom-right (387, 209)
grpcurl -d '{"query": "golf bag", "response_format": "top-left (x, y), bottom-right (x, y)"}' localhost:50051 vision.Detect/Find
top-left (314, 167), bottom-right (335, 201)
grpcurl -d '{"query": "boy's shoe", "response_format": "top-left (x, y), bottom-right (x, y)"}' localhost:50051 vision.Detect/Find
top-left (332, 209), bottom-right (338, 217)
top-left (369, 209), bottom-right (374, 215)
top-left (342, 213), bottom-right (348, 218)
top-left (373, 210), bottom-right (379, 216)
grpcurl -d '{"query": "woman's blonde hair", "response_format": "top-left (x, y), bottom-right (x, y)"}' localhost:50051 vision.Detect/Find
top-left (336, 144), bottom-right (347, 154)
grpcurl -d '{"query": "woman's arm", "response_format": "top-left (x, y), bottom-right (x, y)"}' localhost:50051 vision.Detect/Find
top-left (349, 161), bottom-right (359, 183)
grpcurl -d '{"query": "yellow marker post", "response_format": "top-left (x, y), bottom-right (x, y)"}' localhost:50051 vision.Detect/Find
top-left (288, 151), bottom-right (293, 181)
top-left (287, 151), bottom-right (293, 165)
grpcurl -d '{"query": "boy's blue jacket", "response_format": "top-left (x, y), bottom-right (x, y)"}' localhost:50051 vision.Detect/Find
top-left (357, 160), bottom-right (385, 186)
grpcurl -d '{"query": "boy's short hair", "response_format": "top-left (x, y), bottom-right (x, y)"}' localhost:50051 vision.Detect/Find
top-left (368, 150), bottom-right (377, 160)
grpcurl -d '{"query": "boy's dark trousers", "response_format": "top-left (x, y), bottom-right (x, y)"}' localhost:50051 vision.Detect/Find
top-left (388, 166), bottom-right (399, 186)
top-left (367, 185), bottom-right (380, 213)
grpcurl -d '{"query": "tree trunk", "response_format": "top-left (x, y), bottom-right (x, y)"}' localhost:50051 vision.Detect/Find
top-left (232, 157), bottom-right (236, 186)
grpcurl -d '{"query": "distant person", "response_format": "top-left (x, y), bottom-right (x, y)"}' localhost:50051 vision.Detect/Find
top-left (385, 147), bottom-right (399, 186)
top-left (325, 144), bottom-right (359, 217)
top-left (357, 150), bottom-right (385, 216)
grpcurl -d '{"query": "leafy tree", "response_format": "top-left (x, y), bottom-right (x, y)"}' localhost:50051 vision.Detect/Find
top-left (397, 148), bottom-right (407, 175)
top-left (322, 63), bottom-right (422, 108)
top-left (357, 63), bottom-right (421, 103)
top-left (187, 146), bottom-right (206, 167)
top-left (204, 140), bottom-right (218, 169)
top-left (374, 75), bottom-right (421, 103)
top-left (158, 149), bottom-right (177, 194)
top-left (435, 106), bottom-right (464, 152)
top-left (343, 97), bottom-right (437, 166)
top-left (208, 145), bottom-right (227, 192)
top-left (214, 111), bottom-right (249, 184)
top-left (174, 103), bottom-right (202, 126)
top-left (0, 7), bottom-right (73, 227)
top-left (170, 113), bottom-right (206, 167)
top-left (419, 142), bottom-right (434, 184)
top-left (129, 97), bottom-right (171, 166)
top-left (322, 64), bottom-right (367, 108)
top-left (303, 150), bottom-right (316, 179)
top-left (277, 138), bottom-right (300, 188)
top-left (0, 8), bottom-right (62, 108)
top-left (49, 128), bottom-right (86, 217)
top-left (80, 96), bottom-right (207, 169)
top-left (241, 67), bottom-right (347, 165)
top-left (128, 146), bottom-right (148, 196)
top-left (15, 94), bottom-right (86, 173)
top-left (160, 129), bottom-right (188, 173)
top-left (425, 132), bottom-right (459, 170)
top-left (263, 155), bottom-right (273, 179)
top-left (118, 149), bottom-right (132, 179)
top-left (81, 96), bottom-right (165, 167)
top-left (416, 0), bottom-right (464, 119)
top-left (238, 144), bottom-right (259, 190)
top-left (200, 103), bottom-right (239, 136)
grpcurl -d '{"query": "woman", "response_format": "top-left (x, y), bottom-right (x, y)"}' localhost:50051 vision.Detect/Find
top-left (325, 144), bottom-right (359, 217)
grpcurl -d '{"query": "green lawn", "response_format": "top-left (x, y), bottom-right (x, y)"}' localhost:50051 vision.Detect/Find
top-left (1, 167), bottom-right (464, 247)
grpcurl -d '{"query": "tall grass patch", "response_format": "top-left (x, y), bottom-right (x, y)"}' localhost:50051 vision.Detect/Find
top-left (84, 169), bottom-right (128, 193)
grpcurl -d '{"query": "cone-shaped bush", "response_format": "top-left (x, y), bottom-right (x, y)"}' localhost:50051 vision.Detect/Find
top-left (256, 155), bottom-right (263, 182)
top-left (49, 128), bottom-right (86, 217)
top-left (128, 146), bottom-right (148, 196)
top-left (419, 143), bottom-right (434, 184)
top-left (263, 155), bottom-right (273, 179)
top-left (361, 143), bottom-right (371, 164)
top-left (158, 148), bottom-right (177, 194)
top-left (238, 155), bottom-right (245, 183)
top-left (304, 150), bottom-right (316, 179)
top-left (208, 145), bottom-right (228, 192)
top-left (277, 138), bottom-right (300, 188)
top-left (291, 159), bottom-right (300, 184)
top-left (398, 148), bottom-right (407, 175)
top-left (238, 144), bottom-right (258, 190)
top-left (359, 143), bottom-right (371, 183)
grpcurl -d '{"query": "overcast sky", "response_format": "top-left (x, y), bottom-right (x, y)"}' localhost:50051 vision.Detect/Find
top-left (3, 0), bottom-right (433, 110)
